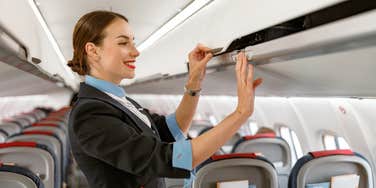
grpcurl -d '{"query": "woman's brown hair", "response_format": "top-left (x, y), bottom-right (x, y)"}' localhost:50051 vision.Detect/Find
top-left (67, 10), bottom-right (128, 75)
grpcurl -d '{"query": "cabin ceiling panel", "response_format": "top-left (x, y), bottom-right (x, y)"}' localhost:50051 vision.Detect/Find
top-left (36, 0), bottom-right (193, 62)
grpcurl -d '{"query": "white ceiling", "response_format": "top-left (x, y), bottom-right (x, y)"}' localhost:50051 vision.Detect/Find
top-left (36, 0), bottom-right (193, 64)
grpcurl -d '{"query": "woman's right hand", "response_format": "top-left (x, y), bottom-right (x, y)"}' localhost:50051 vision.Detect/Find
top-left (234, 51), bottom-right (263, 118)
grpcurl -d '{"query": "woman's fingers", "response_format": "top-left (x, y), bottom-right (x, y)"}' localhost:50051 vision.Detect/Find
top-left (201, 53), bottom-right (213, 65)
top-left (196, 43), bottom-right (211, 52)
top-left (246, 61), bottom-right (254, 87)
top-left (235, 53), bottom-right (242, 85)
top-left (240, 52), bottom-right (247, 84)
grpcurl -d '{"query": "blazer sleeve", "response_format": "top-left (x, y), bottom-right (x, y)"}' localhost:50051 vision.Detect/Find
top-left (71, 99), bottom-right (190, 178)
top-left (143, 108), bottom-right (178, 143)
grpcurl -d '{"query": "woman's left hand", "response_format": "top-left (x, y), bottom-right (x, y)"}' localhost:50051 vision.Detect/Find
top-left (187, 43), bottom-right (213, 89)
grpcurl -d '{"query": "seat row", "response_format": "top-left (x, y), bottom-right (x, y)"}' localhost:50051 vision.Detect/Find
top-left (0, 107), bottom-right (71, 188)
top-left (191, 149), bottom-right (373, 188)
top-left (170, 127), bottom-right (374, 188)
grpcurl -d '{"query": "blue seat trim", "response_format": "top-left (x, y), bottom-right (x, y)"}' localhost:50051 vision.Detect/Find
top-left (0, 164), bottom-right (45, 188)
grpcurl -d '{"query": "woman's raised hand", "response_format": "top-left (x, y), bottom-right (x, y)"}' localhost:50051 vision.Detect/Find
top-left (186, 44), bottom-right (213, 89)
top-left (234, 51), bottom-right (262, 118)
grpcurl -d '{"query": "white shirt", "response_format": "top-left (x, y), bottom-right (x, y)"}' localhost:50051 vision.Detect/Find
top-left (105, 92), bottom-right (152, 128)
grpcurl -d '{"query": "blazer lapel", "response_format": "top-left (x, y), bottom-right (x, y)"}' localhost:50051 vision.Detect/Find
top-left (77, 83), bottom-right (153, 133)
top-left (125, 97), bottom-right (161, 138)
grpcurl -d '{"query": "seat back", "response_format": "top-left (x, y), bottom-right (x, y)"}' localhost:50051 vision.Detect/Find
top-left (0, 122), bottom-right (22, 136)
top-left (289, 149), bottom-right (374, 188)
top-left (232, 133), bottom-right (292, 171)
top-left (193, 153), bottom-right (278, 188)
top-left (32, 122), bottom-right (67, 132)
top-left (0, 142), bottom-right (56, 188)
top-left (0, 131), bottom-right (6, 143)
top-left (0, 163), bottom-right (44, 188)
top-left (7, 132), bottom-right (63, 187)
top-left (24, 126), bottom-right (68, 179)
top-left (198, 127), bottom-right (242, 154)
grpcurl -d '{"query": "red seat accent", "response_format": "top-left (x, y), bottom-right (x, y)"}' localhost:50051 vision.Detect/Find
top-left (211, 153), bottom-right (257, 161)
top-left (41, 117), bottom-right (63, 121)
top-left (0, 142), bottom-right (37, 148)
top-left (243, 133), bottom-right (276, 140)
top-left (22, 131), bottom-right (54, 136)
top-left (310, 149), bottom-right (354, 158)
top-left (32, 123), bottom-right (58, 127)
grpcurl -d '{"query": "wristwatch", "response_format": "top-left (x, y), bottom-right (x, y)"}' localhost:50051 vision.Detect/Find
top-left (184, 85), bottom-right (201, 96)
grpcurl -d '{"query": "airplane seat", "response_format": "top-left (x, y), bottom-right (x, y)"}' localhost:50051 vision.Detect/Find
top-left (0, 163), bottom-right (44, 188)
top-left (0, 122), bottom-right (22, 136)
top-left (31, 122), bottom-right (67, 132)
top-left (232, 133), bottom-right (292, 188)
top-left (6, 131), bottom-right (63, 186)
top-left (14, 115), bottom-right (37, 125)
top-left (198, 127), bottom-right (242, 154)
top-left (188, 121), bottom-right (213, 135)
top-left (0, 142), bottom-right (58, 188)
top-left (24, 126), bottom-right (69, 180)
top-left (0, 130), bottom-right (7, 143)
top-left (33, 109), bottom-right (48, 121)
top-left (4, 119), bottom-right (30, 129)
top-left (288, 149), bottom-right (374, 188)
top-left (193, 153), bottom-right (278, 188)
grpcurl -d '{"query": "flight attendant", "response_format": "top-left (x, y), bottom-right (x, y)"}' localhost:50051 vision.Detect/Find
top-left (68, 10), bottom-right (262, 188)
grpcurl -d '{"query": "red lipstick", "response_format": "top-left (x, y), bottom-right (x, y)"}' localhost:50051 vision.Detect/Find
top-left (125, 64), bottom-right (136, 69)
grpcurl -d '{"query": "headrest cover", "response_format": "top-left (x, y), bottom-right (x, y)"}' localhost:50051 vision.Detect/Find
top-left (211, 153), bottom-right (257, 161)
top-left (22, 130), bottom-right (54, 136)
top-left (0, 142), bottom-right (37, 148)
top-left (310, 149), bottom-right (354, 158)
top-left (243, 133), bottom-right (276, 140)
top-left (32, 123), bottom-right (58, 127)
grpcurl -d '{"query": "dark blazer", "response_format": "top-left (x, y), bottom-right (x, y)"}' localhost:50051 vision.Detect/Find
top-left (68, 83), bottom-right (190, 188)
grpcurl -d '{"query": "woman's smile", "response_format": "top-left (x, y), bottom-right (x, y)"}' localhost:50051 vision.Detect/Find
top-left (124, 60), bottom-right (136, 69)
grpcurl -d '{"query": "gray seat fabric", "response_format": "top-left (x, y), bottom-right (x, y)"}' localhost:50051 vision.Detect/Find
top-left (24, 126), bottom-right (68, 179)
top-left (0, 122), bottom-right (22, 136)
top-left (165, 178), bottom-right (185, 188)
top-left (0, 131), bottom-right (6, 143)
top-left (193, 156), bottom-right (278, 188)
top-left (0, 171), bottom-right (38, 188)
top-left (233, 137), bottom-right (292, 188)
top-left (0, 146), bottom-right (55, 188)
top-left (294, 153), bottom-right (374, 188)
top-left (35, 121), bottom-right (67, 132)
top-left (7, 134), bottom-right (62, 188)
top-left (0, 164), bottom-right (44, 188)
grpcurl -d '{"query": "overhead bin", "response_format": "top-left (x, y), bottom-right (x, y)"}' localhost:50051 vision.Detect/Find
top-left (210, 1), bottom-right (376, 66)
top-left (125, 1), bottom-right (376, 97)
top-left (0, 25), bottom-right (72, 91)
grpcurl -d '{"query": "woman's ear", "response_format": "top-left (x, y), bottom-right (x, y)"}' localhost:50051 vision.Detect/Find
top-left (85, 42), bottom-right (100, 62)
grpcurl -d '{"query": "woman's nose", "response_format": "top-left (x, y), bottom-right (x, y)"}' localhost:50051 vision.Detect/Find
top-left (131, 45), bottom-right (140, 57)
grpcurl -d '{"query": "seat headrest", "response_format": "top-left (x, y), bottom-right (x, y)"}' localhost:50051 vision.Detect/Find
top-left (309, 149), bottom-right (354, 158)
top-left (211, 153), bottom-right (257, 161)
top-left (22, 130), bottom-right (54, 136)
top-left (32, 123), bottom-right (58, 127)
top-left (243, 133), bottom-right (276, 140)
top-left (0, 141), bottom-right (37, 148)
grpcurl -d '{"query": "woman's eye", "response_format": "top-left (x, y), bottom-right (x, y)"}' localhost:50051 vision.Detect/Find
top-left (119, 42), bottom-right (128, 45)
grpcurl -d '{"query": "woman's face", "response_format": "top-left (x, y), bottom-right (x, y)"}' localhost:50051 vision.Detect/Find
top-left (89, 18), bottom-right (140, 84)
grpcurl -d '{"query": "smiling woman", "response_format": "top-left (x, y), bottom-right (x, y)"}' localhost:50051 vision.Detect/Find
top-left (67, 10), bottom-right (261, 188)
